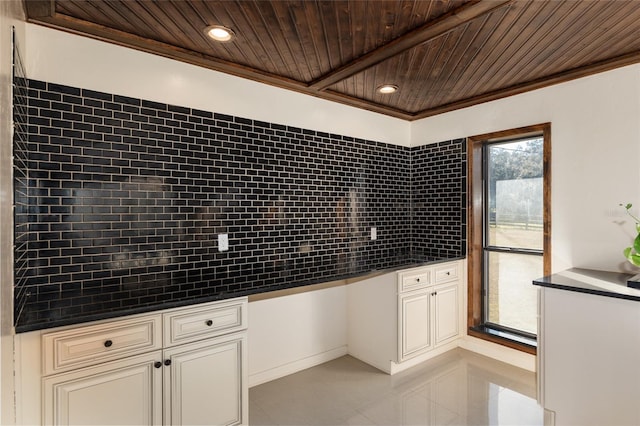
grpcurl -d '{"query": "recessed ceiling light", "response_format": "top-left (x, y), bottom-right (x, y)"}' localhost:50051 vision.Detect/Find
top-left (377, 84), bottom-right (398, 94)
top-left (205, 25), bottom-right (235, 42)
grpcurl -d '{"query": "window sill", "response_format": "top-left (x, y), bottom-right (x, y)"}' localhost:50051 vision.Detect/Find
top-left (468, 325), bottom-right (537, 355)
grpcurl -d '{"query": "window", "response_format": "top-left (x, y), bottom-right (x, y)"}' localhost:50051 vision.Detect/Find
top-left (468, 124), bottom-right (551, 353)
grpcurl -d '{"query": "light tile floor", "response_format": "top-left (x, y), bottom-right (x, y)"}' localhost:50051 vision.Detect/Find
top-left (250, 349), bottom-right (544, 426)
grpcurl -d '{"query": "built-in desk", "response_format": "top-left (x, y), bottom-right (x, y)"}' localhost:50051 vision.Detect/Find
top-left (534, 268), bottom-right (640, 425)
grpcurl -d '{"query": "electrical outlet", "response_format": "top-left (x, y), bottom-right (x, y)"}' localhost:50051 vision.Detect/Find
top-left (370, 227), bottom-right (377, 240)
top-left (218, 233), bottom-right (229, 251)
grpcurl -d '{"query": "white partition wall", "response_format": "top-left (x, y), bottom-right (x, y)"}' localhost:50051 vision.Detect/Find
top-left (248, 286), bottom-right (348, 387)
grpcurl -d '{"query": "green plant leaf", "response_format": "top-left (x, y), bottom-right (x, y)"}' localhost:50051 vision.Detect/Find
top-left (621, 203), bottom-right (640, 265)
top-left (622, 202), bottom-right (640, 224)
top-left (623, 247), bottom-right (640, 266)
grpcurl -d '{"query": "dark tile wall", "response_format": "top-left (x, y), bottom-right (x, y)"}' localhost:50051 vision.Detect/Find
top-left (411, 139), bottom-right (467, 259)
top-left (15, 79), bottom-right (424, 331)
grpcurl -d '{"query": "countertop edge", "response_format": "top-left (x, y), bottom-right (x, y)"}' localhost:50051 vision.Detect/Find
top-left (533, 268), bottom-right (640, 303)
top-left (533, 280), bottom-right (640, 302)
top-left (247, 257), bottom-right (465, 302)
top-left (16, 257), bottom-right (466, 333)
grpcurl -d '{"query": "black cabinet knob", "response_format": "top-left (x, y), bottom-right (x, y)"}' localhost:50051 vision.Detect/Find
top-left (154, 361), bottom-right (162, 369)
top-left (104, 340), bottom-right (113, 348)
top-left (206, 320), bottom-right (213, 326)
top-left (164, 359), bottom-right (172, 366)
top-left (416, 278), bottom-right (420, 282)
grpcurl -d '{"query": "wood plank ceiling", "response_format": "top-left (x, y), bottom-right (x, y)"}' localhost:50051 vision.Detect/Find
top-left (24, 0), bottom-right (640, 120)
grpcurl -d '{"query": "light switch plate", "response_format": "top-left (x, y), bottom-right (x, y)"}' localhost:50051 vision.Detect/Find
top-left (218, 233), bottom-right (229, 251)
top-left (370, 227), bottom-right (377, 240)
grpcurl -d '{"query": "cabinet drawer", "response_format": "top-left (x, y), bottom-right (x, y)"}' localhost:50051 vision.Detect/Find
top-left (398, 268), bottom-right (431, 293)
top-left (42, 316), bottom-right (161, 375)
top-left (164, 298), bottom-right (247, 347)
top-left (434, 262), bottom-right (459, 284)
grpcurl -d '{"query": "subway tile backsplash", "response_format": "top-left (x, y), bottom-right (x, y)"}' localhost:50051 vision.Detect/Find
top-left (411, 139), bottom-right (467, 259)
top-left (14, 80), bottom-right (466, 332)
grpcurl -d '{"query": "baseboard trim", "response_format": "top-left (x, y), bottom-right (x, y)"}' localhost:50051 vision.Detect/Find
top-left (249, 336), bottom-right (535, 389)
top-left (459, 335), bottom-right (536, 372)
top-left (388, 341), bottom-right (459, 375)
top-left (248, 346), bottom-right (348, 387)
top-left (346, 349), bottom-right (392, 374)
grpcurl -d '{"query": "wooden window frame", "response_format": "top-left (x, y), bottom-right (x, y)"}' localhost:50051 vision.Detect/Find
top-left (467, 123), bottom-right (551, 354)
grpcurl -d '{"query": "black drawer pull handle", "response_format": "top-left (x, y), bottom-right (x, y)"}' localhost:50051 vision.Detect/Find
top-left (154, 361), bottom-right (162, 369)
top-left (164, 359), bottom-right (172, 367)
top-left (206, 320), bottom-right (213, 326)
top-left (104, 340), bottom-right (113, 348)
top-left (416, 278), bottom-right (420, 282)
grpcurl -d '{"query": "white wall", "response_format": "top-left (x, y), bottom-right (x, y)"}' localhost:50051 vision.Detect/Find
top-left (248, 286), bottom-right (347, 387)
top-left (25, 24), bottom-right (410, 147)
top-left (412, 64), bottom-right (640, 273)
top-left (0, 1), bottom-right (25, 424)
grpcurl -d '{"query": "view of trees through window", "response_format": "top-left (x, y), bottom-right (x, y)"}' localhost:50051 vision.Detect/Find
top-left (485, 137), bottom-right (544, 337)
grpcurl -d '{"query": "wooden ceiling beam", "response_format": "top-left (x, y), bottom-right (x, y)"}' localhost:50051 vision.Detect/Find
top-left (309, 0), bottom-right (512, 91)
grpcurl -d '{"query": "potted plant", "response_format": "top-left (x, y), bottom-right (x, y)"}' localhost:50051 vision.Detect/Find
top-left (621, 203), bottom-right (640, 288)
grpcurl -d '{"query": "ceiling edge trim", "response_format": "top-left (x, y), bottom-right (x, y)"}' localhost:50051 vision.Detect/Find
top-left (26, 13), bottom-right (415, 120)
top-left (410, 50), bottom-right (640, 121)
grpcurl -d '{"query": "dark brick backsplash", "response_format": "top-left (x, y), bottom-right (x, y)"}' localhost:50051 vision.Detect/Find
top-left (14, 79), bottom-right (466, 332)
top-left (411, 139), bottom-right (467, 259)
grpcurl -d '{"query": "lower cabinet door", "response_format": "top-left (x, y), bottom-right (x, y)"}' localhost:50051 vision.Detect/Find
top-left (433, 283), bottom-right (459, 345)
top-left (399, 290), bottom-right (432, 361)
top-left (42, 352), bottom-right (163, 426)
top-left (164, 332), bottom-right (247, 426)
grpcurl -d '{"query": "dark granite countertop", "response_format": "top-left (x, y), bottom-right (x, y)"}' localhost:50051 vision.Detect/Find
top-left (16, 256), bottom-right (465, 334)
top-left (533, 268), bottom-right (640, 302)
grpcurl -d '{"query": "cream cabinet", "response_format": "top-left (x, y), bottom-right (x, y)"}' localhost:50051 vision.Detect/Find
top-left (42, 352), bottom-right (163, 425)
top-left (398, 281), bottom-right (459, 362)
top-left (16, 297), bottom-right (248, 426)
top-left (164, 333), bottom-right (245, 426)
top-left (433, 282), bottom-right (459, 344)
top-left (398, 263), bottom-right (460, 363)
top-left (399, 290), bottom-right (432, 359)
top-left (347, 259), bottom-right (465, 375)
